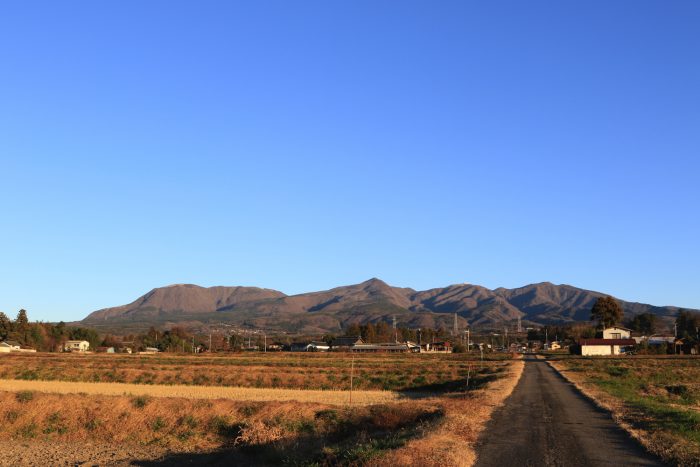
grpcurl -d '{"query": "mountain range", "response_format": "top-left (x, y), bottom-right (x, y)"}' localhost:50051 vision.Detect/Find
top-left (80, 279), bottom-right (693, 334)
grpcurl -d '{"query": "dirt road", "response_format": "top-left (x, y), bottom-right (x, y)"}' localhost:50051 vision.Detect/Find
top-left (475, 356), bottom-right (662, 467)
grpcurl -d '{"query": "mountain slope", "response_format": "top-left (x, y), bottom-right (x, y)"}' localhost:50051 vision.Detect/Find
top-left (81, 279), bottom-right (694, 333)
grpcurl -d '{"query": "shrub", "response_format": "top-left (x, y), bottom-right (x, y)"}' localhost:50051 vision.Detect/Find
top-left (5, 410), bottom-right (19, 422)
top-left (86, 418), bottom-right (101, 431)
top-left (607, 366), bottom-right (630, 377)
top-left (666, 385), bottom-right (690, 398)
top-left (16, 391), bottom-right (34, 403)
top-left (178, 415), bottom-right (198, 429)
top-left (239, 404), bottom-right (260, 417)
top-left (43, 412), bottom-right (68, 435)
top-left (151, 417), bottom-right (167, 432)
top-left (131, 395), bottom-right (150, 409)
top-left (17, 422), bottom-right (38, 438)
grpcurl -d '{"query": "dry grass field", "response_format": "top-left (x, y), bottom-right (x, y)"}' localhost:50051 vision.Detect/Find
top-left (0, 379), bottom-right (400, 405)
top-left (550, 356), bottom-right (700, 466)
top-left (0, 352), bottom-right (507, 391)
top-left (0, 352), bottom-right (523, 466)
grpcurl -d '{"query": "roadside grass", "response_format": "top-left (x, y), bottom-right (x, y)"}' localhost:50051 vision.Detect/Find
top-left (551, 356), bottom-right (700, 465)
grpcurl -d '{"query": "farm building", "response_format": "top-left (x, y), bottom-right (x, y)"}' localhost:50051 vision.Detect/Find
top-left (64, 340), bottom-right (90, 352)
top-left (0, 341), bottom-right (21, 352)
top-left (290, 342), bottom-right (330, 352)
top-left (602, 326), bottom-right (632, 340)
top-left (138, 347), bottom-right (160, 354)
top-left (330, 336), bottom-right (364, 351)
top-left (576, 338), bottom-right (636, 356)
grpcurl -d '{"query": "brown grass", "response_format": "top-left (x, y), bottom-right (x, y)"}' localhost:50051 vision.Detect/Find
top-left (0, 352), bottom-right (512, 391)
top-left (378, 358), bottom-right (525, 466)
top-left (0, 353), bottom-right (524, 465)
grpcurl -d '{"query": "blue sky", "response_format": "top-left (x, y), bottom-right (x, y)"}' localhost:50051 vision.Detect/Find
top-left (1, 1), bottom-right (699, 322)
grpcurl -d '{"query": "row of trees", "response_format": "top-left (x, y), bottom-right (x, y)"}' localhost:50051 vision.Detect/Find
top-left (0, 309), bottom-right (101, 351)
top-left (342, 322), bottom-right (452, 344)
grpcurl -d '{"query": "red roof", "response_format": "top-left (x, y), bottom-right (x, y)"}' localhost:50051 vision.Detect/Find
top-left (579, 339), bottom-right (636, 346)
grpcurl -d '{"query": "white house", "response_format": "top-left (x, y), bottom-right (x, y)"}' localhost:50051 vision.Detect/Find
top-left (0, 342), bottom-right (13, 353)
top-left (64, 340), bottom-right (90, 352)
top-left (602, 326), bottom-right (632, 340)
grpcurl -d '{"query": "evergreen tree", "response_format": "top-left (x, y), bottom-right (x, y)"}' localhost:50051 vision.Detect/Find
top-left (15, 309), bottom-right (29, 344)
top-left (590, 296), bottom-right (623, 329)
top-left (0, 312), bottom-right (11, 340)
top-left (676, 310), bottom-right (700, 342)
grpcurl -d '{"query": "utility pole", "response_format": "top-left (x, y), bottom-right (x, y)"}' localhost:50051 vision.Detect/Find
top-left (453, 313), bottom-right (458, 337)
top-left (264, 334), bottom-right (267, 353)
top-left (349, 354), bottom-right (355, 406)
top-left (209, 333), bottom-right (212, 352)
top-left (393, 316), bottom-right (397, 342)
top-left (517, 315), bottom-right (522, 333)
top-left (467, 328), bottom-right (470, 352)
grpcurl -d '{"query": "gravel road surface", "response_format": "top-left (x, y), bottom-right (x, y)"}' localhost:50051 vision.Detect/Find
top-left (475, 356), bottom-right (662, 467)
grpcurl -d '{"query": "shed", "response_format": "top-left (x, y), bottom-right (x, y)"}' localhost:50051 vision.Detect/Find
top-left (578, 338), bottom-right (636, 356)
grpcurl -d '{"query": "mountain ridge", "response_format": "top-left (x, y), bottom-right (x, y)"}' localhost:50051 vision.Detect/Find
top-left (81, 279), bottom-right (694, 334)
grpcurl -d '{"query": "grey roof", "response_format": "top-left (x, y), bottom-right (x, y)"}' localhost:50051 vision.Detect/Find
top-left (331, 336), bottom-right (364, 347)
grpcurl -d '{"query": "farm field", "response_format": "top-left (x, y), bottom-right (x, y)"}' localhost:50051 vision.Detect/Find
top-left (549, 356), bottom-right (700, 466)
top-left (0, 352), bottom-right (523, 466)
top-left (0, 352), bottom-right (511, 391)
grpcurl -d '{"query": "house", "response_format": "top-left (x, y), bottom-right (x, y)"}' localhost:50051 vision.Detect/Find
top-left (123, 347), bottom-right (133, 354)
top-left (64, 340), bottom-right (90, 352)
top-left (330, 336), bottom-right (364, 351)
top-left (602, 326), bottom-right (632, 340)
top-left (138, 347), bottom-right (160, 355)
top-left (0, 342), bottom-right (13, 353)
top-left (96, 346), bottom-right (116, 353)
top-left (577, 338), bottom-right (636, 356)
top-left (546, 341), bottom-right (562, 351)
top-left (4, 341), bottom-right (21, 350)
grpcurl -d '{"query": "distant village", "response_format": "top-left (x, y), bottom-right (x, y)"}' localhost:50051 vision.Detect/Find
top-left (1, 299), bottom-right (699, 356)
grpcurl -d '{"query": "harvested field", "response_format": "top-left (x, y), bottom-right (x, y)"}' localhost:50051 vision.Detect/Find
top-left (550, 356), bottom-right (700, 466)
top-left (0, 352), bottom-right (523, 466)
top-left (0, 378), bottom-right (399, 405)
top-left (0, 352), bottom-right (511, 391)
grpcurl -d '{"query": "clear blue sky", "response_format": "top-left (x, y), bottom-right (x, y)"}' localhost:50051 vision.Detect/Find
top-left (1, 1), bottom-right (699, 322)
